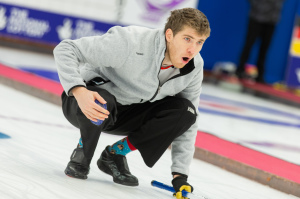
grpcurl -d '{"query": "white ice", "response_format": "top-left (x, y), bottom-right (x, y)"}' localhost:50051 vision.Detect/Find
top-left (0, 84), bottom-right (298, 199)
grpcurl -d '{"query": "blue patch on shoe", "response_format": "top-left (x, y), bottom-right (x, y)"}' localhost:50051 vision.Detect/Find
top-left (91, 100), bottom-right (107, 126)
top-left (0, 132), bottom-right (11, 139)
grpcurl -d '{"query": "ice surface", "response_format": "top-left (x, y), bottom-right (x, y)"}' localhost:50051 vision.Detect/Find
top-left (0, 84), bottom-right (298, 199)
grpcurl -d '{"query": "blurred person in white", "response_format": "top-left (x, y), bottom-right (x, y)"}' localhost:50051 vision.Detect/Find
top-left (236, 0), bottom-right (285, 83)
top-left (53, 7), bottom-right (210, 199)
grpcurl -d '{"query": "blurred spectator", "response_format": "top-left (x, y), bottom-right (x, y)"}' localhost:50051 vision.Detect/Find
top-left (236, 0), bottom-right (285, 83)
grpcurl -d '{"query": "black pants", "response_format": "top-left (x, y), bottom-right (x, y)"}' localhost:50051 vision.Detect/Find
top-left (61, 85), bottom-right (197, 167)
top-left (236, 18), bottom-right (275, 82)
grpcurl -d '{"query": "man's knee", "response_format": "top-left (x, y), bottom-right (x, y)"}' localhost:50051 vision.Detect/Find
top-left (162, 97), bottom-right (197, 139)
top-left (177, 98), bottom-right (197, 125)
top-left (165, 97), bottom-right (197, 125)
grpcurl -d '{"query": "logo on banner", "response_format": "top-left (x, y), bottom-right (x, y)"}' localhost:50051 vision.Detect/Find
top-left (0, 6), bottom-right (7, 30)
top-left (139, 0), bottom-right (186, 22)
top-left (290, 27), bottom-right (300, 56)
top-left (56, 19), bottom-right (105, 40)
top-left (5, 8), bottom-right (50, 38)
top-left (57, 19), bottom-right (73, 40)
top-left (291, 40), bottom-right (300, 57)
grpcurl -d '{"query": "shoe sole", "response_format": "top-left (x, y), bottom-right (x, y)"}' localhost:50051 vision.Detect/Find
top-left (65, 168), bottom-right (88, 180)
top-left (97, 159), bottom-right (139, 186)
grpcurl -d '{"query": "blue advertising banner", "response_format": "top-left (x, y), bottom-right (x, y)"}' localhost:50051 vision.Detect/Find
top-left (286, 56), bottom-right (300, 87)
top-left (0, 2), bottom-right (117, 45)
top-left (286, 1), bottom-right (300, 87)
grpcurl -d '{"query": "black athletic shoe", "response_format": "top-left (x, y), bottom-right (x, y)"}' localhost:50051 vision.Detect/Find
top-left (65, 148), bottom-right (90, 179)
top-left (97, 146), bottom-right (139, 186)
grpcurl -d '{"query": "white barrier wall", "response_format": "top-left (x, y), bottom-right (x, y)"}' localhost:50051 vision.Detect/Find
top-left (0, 0), bottom-right (198, 45)
top-left (0, 0), bottom-right (119, 22)
top-left (0, 0), bottom-right (198, 28)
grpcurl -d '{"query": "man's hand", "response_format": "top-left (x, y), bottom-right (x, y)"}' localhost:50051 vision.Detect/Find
top-left (172, 175), bottom-right (193, 199)
top-left (72, 87), bottom-right (110, 122)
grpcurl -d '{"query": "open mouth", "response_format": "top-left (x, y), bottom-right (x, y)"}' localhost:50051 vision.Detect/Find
top-left (182, 57), bottom-right (189, 63)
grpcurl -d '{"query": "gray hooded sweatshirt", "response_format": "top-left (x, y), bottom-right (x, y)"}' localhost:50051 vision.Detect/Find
top-left (53, 25), bottom-right (204, 176)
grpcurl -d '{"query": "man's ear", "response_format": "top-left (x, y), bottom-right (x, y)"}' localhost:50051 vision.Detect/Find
top-left (165, 28), bottom-right (173, 42)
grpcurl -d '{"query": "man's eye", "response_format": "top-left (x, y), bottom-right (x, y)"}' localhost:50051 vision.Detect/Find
top-left (197, 41), bottom-right (202, 45)
top-left (184, 37), bottom-right (190, 41)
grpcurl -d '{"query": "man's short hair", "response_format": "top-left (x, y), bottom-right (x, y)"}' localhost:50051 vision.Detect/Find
top-left (164, 8), bottom-right (211, 37)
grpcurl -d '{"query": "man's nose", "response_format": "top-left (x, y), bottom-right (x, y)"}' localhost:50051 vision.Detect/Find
top-left (187, 44), bottom-right (196, 54)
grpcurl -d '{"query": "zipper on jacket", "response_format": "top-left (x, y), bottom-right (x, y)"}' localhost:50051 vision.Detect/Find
top-left (149, 61), bottom-right (195, 101)
top-left (149, 86), bottom-right (161, 101)
top-left (150, 58), bottom-right (183, 101)
top-left (149, 67), bottom-right (179, 101)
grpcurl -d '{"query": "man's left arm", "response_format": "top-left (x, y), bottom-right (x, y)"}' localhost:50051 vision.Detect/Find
top-left (171, 63), bottom-right (203, 198)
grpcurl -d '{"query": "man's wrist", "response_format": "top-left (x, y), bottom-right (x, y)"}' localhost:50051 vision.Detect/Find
top-left (71, 86), bottom-right (86, 96)
top-left (173, 174), bottom-right (180, 179)
top-left (172, 172), bottom-right (188, 179)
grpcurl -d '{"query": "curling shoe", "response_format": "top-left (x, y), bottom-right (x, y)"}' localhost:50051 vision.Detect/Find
top-left (97, 146), bottom-right (139, 186)
top-left (65, 148), bottom-right (90, 179)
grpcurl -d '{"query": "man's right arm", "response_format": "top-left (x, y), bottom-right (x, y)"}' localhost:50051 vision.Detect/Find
top-left (53, 26), bottom-right (130, 96)
top-left (53, 37), bottom-right (112, 122)
top-left (53, 38), bottom-right (110, 121)
top-left (53, 39), bottom-right (87, 96)
top-left (53, 26), bottom-right (129, 121)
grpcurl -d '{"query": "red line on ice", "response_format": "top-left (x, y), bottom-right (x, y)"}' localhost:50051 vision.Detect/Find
top-left (195, 131), bottom-right (300, 184)
top-left (0, 63), bottom-right (63, 96)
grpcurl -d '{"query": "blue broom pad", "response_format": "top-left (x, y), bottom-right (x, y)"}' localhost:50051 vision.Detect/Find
top-left (91, 100), bottom-right (107, 125)
top-left (0, 132), bottom-right (11, 139)
top-left (151, 180), bottom-right (189, 197)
